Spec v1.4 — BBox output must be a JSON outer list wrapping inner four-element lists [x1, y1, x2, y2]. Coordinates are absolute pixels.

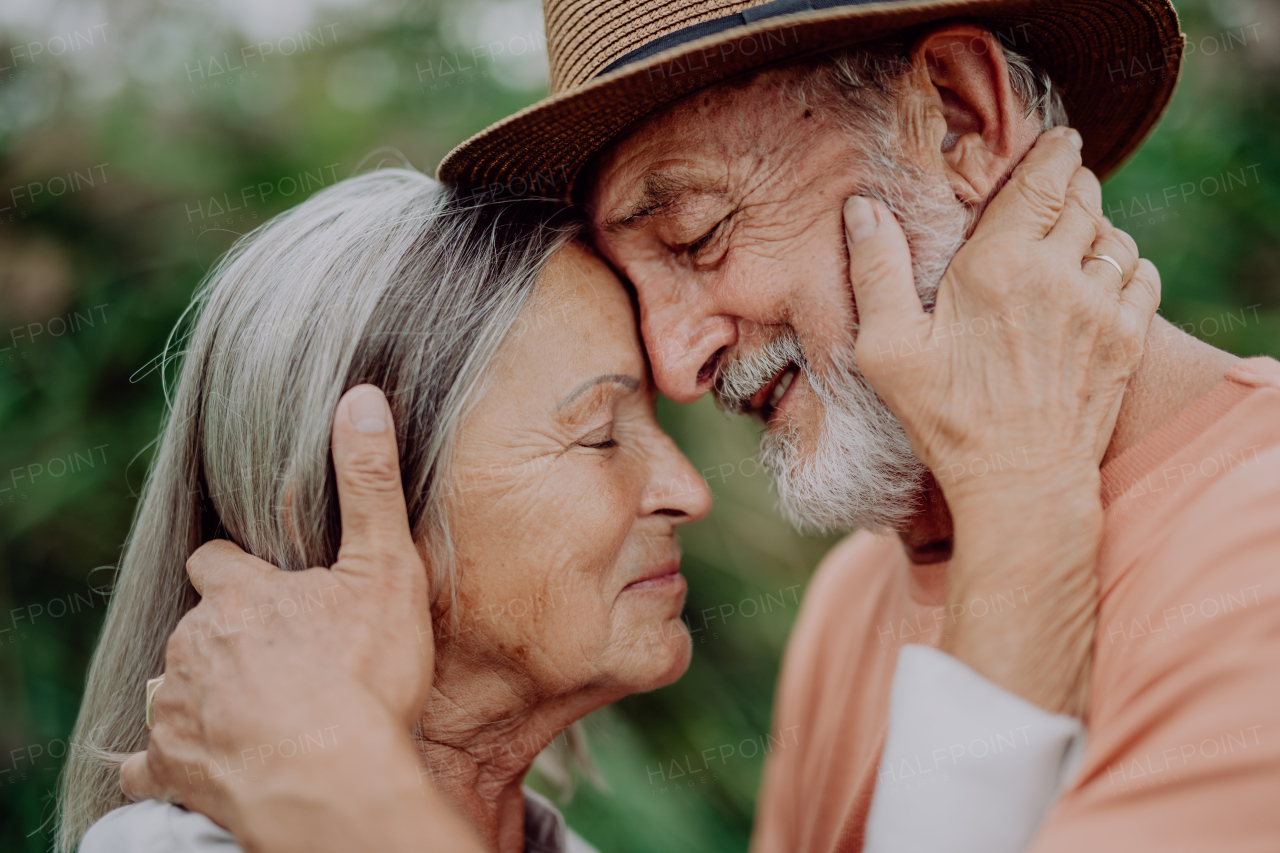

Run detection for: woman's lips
[[623, 563, 684, 592]]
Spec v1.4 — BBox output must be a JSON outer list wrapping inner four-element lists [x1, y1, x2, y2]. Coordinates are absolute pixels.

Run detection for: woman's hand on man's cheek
[[842, 126, 1160, 716]]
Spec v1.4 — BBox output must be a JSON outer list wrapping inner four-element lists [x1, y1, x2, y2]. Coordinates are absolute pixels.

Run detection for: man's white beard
[[718, 154, 971, 534]]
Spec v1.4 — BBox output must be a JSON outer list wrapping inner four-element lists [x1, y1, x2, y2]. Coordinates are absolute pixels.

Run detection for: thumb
[[844, 197, 924, 356], [120, 752, 165, 803], [331, 385, 419, 581]]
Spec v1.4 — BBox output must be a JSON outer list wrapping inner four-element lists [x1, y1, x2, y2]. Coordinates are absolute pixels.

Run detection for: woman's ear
[[911, 24, 1036, 202]]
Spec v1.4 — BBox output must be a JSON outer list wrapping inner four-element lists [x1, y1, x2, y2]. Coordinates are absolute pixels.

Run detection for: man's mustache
[[712, 327, 810, 419]]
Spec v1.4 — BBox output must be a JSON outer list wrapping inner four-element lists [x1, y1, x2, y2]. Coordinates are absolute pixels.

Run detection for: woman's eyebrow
[[556, 374, 640, 410]]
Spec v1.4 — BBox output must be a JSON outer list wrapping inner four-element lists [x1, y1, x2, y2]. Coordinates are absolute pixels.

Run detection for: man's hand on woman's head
[[119, 386, 476, 852], [842, 126, 1161, 717]]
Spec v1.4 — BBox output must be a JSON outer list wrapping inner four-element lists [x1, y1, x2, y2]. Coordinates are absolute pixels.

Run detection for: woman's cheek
[[565, 458, 637, 544]]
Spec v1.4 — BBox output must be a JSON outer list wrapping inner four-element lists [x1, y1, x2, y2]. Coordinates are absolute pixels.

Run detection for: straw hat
[[437, 0, 1183, 201]]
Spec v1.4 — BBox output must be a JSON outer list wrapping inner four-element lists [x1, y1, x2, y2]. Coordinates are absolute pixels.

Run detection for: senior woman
[[60, 166, 1144, 853]]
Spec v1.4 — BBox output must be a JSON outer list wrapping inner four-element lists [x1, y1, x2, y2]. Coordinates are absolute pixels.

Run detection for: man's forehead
[[587, 67, 802, 219], [588, 129, 725, 225]]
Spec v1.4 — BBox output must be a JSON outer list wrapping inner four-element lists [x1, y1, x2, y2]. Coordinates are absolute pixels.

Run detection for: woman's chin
[[629, 617, 692, 691]]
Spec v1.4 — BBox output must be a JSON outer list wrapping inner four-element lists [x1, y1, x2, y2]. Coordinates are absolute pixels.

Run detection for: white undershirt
[[865, 644, 1085, 853]]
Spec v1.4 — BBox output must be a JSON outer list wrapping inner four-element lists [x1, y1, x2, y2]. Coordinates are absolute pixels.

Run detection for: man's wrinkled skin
[[113, 21, 1207, 853], [587, 24, 1162, 712], [587, 25, 1156, 526]]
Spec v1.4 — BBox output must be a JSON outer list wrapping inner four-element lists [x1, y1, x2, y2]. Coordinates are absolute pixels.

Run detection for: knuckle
[[1067, 196, 1105, 230], [1075, 166, 1100, 192], [1117, 228, 1140, 259], [1036, 130, 1081, 163], [348, 538, 424, 577], [1070, 174, 1101, 202], [120, 758, 147, 799], [1137, 260, 1162, 295], [190, 539, 235, 565], [1011, 167, 1064, 219], [858, 251, 906, 287], [165, 623, 192, 659], [185, 549, 212, 588], [1066, 178, 1101, 212], [187, 548, 230, 596], [144, 738, 177, 788], [340, 450, 402, 495]]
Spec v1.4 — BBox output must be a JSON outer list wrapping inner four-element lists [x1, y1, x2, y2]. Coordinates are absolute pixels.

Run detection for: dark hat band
[[598, 0, 887, 76]]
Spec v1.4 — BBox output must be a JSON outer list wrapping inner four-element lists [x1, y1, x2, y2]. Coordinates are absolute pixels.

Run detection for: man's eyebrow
[[556, 374, 641, 410], [602, 171, 701, 233]]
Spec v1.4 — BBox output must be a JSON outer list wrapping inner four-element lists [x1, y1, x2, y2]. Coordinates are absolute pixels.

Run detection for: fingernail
[[1066, 128, 1083, 150], [348, 387, 387, 434], [844, 196, 878, 244]]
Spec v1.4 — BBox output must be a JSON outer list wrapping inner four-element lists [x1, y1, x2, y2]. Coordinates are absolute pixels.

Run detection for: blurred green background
[[0, 0, 1276, 850]]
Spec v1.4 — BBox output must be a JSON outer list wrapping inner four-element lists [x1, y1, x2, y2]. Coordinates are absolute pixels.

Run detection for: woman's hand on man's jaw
[[119, 385, 483, 853], [842, 126, 1162, 717]]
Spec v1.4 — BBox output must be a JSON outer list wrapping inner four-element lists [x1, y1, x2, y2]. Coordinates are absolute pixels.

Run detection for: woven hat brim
[[437, 0, 1183, 201]]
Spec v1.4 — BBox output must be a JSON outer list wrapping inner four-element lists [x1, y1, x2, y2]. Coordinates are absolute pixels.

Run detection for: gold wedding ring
[[145, 675, 165, 729], [1083, 253, 1124, 282]]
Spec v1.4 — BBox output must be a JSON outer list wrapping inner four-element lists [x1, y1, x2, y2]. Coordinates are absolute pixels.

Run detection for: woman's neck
[[414, 666, 611, 853], [416, 731, 529, 853]]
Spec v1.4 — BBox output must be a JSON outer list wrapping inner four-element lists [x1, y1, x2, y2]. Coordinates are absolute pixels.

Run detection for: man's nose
[[640, 301, 737, 404]]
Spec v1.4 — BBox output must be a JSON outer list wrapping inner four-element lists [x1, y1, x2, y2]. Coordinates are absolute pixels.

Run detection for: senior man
[[436, 0, 1280, 850], [112, 0, 1280, 851]]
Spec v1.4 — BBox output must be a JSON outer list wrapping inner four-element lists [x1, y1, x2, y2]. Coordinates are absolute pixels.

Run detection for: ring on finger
[[145, 675, 165, 729], [1083, 253, 1124, 282]]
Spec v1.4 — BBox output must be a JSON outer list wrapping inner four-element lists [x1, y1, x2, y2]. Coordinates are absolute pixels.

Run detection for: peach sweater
[[753, 357, 1280, 853]]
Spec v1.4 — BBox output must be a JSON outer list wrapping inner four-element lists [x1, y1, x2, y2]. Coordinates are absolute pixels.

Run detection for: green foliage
[[0, 1, 1276, 850]]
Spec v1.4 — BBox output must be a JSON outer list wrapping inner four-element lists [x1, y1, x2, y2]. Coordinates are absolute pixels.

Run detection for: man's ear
[[912, 24, 1034, 202]]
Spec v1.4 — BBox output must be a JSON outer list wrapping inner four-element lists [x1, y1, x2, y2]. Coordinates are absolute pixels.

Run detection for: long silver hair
[[56, 168, 580, 851]]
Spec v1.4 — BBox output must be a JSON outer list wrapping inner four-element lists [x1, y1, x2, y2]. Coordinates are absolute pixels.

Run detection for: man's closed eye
[[683, 216, 731, 266]]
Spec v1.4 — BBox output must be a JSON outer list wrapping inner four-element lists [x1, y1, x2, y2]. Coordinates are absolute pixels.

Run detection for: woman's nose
[[639, 432, 713, 524]]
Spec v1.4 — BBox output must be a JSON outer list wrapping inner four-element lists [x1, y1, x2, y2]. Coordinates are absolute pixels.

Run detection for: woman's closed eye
[[577, 425, 617, 450]]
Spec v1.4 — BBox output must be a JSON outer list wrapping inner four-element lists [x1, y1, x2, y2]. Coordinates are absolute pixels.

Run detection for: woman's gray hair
[[56, 168, 582, 851]]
